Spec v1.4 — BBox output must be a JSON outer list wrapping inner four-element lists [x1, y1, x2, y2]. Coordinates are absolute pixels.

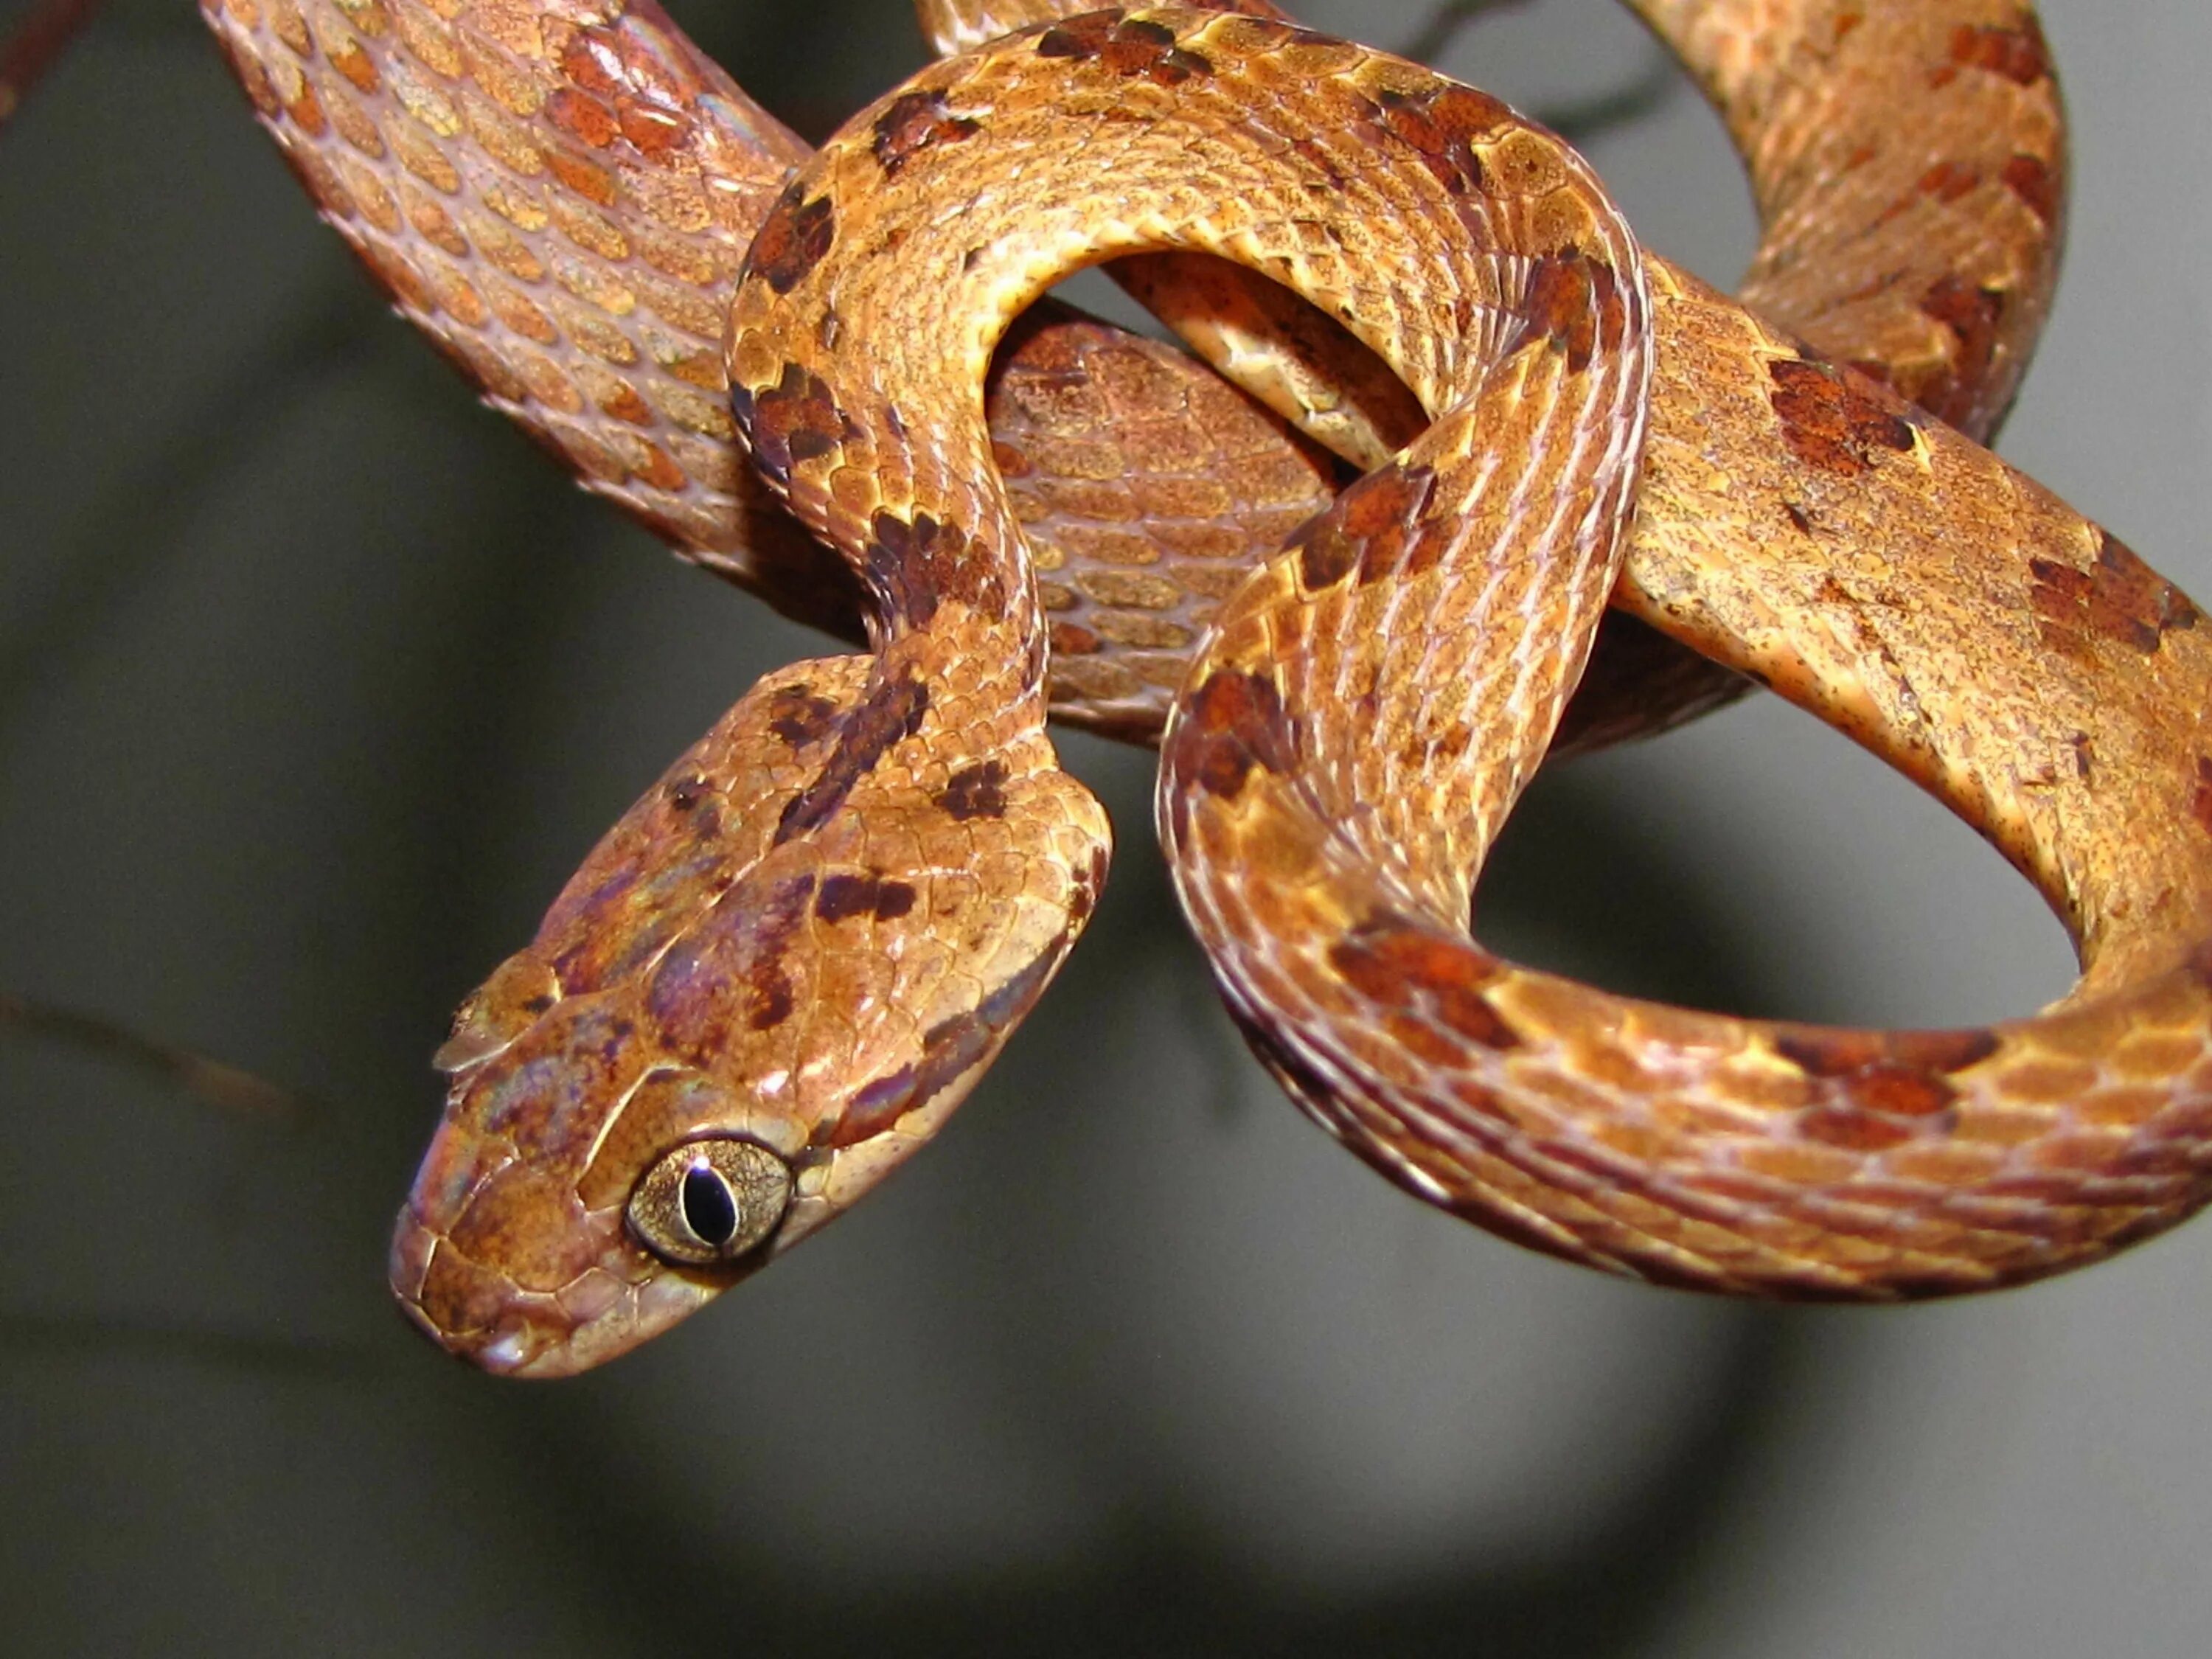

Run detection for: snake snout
[[388, 1139, 748, 1376], [386, 1206, 540, 1374], [386, 1209, 616, 1376]]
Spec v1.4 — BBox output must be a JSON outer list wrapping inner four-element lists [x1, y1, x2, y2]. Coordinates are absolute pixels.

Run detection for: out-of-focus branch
[[0, 992, 308, 1119], [0, 0, 107, 132]]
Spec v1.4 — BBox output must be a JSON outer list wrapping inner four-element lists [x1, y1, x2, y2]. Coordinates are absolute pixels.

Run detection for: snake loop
[[343, 1, 2212, 1371], [392, 9, 1653, 1373], [1162, 285, 2212, 1290]]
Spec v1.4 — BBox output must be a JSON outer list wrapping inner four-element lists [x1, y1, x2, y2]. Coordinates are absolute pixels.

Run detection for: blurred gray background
[[3, 0, 2211, 1652]]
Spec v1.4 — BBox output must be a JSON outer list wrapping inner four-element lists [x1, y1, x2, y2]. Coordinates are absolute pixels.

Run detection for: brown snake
[[178, 0, 2212, 1373]]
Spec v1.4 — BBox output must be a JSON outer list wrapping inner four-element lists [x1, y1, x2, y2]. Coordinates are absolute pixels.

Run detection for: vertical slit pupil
[[681, 1163, 740, 1247]]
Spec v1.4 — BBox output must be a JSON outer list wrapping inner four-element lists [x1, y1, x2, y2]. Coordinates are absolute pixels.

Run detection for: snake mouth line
[[389, 1186, 782, 1375]]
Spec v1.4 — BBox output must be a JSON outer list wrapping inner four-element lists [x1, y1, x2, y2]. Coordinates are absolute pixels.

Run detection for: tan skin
[[168, 0, 2212, 1380]]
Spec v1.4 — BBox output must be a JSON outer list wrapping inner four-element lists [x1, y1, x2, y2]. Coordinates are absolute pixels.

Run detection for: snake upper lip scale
[[188, 0, 2212, 1374]]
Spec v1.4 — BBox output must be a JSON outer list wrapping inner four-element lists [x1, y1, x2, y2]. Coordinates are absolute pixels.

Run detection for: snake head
[[390, 657, 1110, 1376]]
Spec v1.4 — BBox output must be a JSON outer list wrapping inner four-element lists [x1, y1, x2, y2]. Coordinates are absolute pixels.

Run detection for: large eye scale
[[627, 1138, 793, 1266]]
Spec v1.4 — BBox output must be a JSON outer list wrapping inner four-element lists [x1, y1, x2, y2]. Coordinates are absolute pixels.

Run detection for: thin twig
[[0, 1308, 384, 1377], [1534, 46, 1683, 146], [0, 992, 310, 1120], [1397, 0, 1531, 66]]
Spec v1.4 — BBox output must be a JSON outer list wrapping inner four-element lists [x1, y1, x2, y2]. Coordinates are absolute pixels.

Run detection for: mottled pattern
[[1164, 240, 2212, 1298], [199, 0, 2069, 745], [397, 650, 1110, 1372], [274, 0, 2194, 1370], [1765, 357, 1919, 476], [925, 0, 2070, 740], [398, 13, 1653, 1371]]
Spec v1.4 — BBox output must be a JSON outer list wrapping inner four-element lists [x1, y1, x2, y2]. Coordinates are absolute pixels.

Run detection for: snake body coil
[[394, 10, 1654, 1373], [192, 0, 2212, 1371]]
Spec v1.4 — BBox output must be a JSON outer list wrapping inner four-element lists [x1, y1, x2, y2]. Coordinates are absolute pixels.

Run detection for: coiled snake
[[189, 0, 2212, 1375]]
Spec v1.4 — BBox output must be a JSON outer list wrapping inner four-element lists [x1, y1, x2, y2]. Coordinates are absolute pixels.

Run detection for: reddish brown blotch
[[1290, 462, 1439, 590], [1765, 357, 1916, 476], [1363, 81, 1511, 197], [748, 181, 835, 295], [2028, 528, 2199, 658], [1775, 1026, 1995, 1150], [1521, 248, 1627, 373], [1035, 14, 1214, 84], [937, 760, 1010, 821], [765, 682, 840, 750], [1915, 276, 2006, 425], [814, 872, 919, 924], [1935, 16, 2053, 87], [871, 88, 979, 178], [1329, 919, 1521, 1051], [774, 672, 932, 844], [862, 509, 1004, 624], [735, 361, 852, 490], [2001, 153, 2058, 222], [1169, 668, 1300, 801]]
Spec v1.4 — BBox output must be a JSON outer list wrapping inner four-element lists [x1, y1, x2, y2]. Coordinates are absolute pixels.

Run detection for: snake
[[179, 0, 2212, 1374], [190, 0, 2061, 748]]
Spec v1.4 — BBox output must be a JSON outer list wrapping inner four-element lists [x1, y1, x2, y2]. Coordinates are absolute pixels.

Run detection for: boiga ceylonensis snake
[[173, 0, 2212, 1374]]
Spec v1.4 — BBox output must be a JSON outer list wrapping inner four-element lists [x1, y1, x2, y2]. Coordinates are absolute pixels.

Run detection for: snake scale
[[182, 0, 2212, 1375]]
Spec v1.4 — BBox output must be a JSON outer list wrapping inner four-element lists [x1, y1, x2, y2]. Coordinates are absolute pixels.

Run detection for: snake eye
[[626, 1138, 793, 1267]]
